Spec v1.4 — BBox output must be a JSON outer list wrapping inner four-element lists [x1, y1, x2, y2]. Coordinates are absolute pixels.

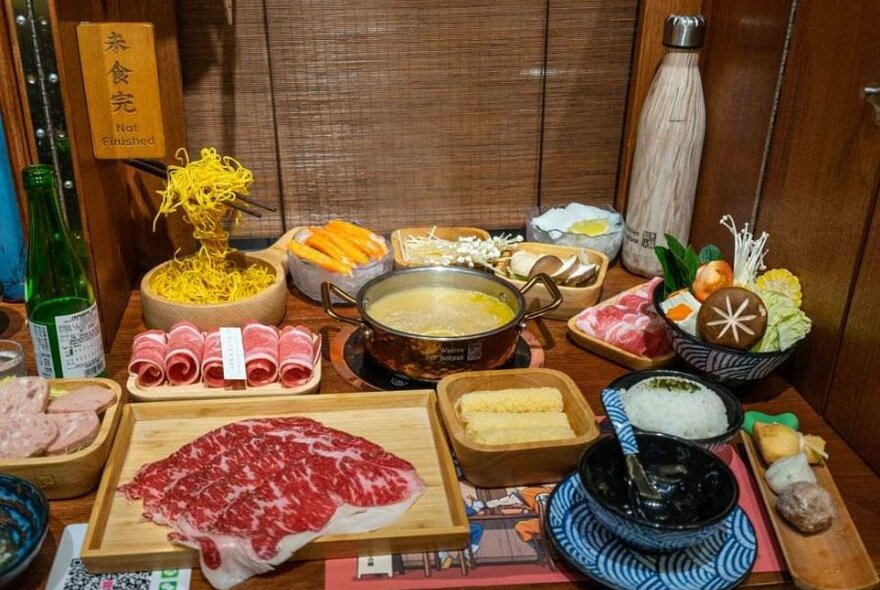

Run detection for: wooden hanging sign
[[76, 23, 165, 159]]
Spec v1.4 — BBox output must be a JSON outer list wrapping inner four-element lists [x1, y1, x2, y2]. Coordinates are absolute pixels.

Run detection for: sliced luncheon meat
[[129, 330, 167, 387], [47, 385, 116, 414], [0, 414, 57, 457], [278, 326, 318, 388], [46, 411, 100, 455], [201, 330, 227, 388], [165, 321, 204, 385], [242, 321, 279, 387], [0, 376, 49, 416]]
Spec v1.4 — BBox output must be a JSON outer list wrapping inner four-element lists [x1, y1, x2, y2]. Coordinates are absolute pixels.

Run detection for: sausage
[[47, 385, 116, 414], [0, 414, 58, 457], [0, 377, 49, 415], [46, 411, 100, 455]]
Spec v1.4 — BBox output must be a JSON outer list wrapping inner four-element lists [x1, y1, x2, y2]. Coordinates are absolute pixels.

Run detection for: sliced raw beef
[[120, 417, 424, 589], [129, 330, 167, 387], [165, 322, 204, 385], [278, 326, 318, 387], [47, 385, 116, 414], [201, 330, 227, 389], [45, 411, 100, 455], [0, 414, 57, 457], [0, 377, 49, 416], [575, 277, 671, 358], [242, 321, 279, 387]]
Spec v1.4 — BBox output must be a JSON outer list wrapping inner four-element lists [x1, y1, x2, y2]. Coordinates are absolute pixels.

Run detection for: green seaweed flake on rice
[[620, 376, 728, 440]]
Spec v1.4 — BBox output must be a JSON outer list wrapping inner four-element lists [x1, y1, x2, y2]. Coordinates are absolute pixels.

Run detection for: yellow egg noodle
[[150, 147, 274, 304]]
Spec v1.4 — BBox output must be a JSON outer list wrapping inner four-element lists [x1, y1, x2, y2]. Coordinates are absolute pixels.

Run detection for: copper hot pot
[[321, 266, 562, 380]]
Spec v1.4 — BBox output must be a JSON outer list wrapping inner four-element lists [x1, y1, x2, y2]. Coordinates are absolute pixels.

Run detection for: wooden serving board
[[0, 378, 122, 499], [82, 391, 469, 573], [740, 431, 878, 590], [126, 335, 321, 402], [566, 283, 675, 370]]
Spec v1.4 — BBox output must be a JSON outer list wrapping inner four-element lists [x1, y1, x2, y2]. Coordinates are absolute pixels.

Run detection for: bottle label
[[28, 321, 55, 378]]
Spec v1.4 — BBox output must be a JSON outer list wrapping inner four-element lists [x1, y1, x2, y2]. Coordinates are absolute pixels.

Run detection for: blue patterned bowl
[[652, 286, 797, 386], [604, 369, 743, 453], [578, 432, 738, 552], [0, 474, 49, 587]]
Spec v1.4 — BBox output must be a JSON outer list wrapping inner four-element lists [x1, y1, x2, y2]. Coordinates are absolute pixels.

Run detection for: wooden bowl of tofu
[[436, 368, 599, 487]]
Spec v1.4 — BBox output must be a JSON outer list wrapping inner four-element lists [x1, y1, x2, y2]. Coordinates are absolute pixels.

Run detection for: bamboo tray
[[140, 228, 296, 331], [82, 390, 469, 573], [437, 368, 599, 487], [0, 378, 122, 499], [391, 226, 490, 269], [741, 431, 878, 590], [567, 283, 675, 370], [126, 334, 322, 402], [493, 242, 608, 320]]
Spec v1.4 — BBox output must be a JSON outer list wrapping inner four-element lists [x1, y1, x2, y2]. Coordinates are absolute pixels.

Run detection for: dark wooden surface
[[4, 266, 879, 589], [755, 0, 880, 413]]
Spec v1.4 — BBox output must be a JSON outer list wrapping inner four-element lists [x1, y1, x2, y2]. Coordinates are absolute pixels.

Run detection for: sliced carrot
[[311, 226, 369, 265], [324, 221, 387, 259], [305, 232, 352, 266], [288, 240, 352, 274]]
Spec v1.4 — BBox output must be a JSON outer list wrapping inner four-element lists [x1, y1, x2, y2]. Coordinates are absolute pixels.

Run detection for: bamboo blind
[[177, 1, 637, 236]]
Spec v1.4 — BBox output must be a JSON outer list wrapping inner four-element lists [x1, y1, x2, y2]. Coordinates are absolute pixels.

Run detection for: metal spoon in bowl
[[601, 388, 683, 523]]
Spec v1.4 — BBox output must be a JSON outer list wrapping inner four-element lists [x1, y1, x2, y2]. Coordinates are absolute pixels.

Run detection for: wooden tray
[[741, 431, 878, 590], [126, 334, 322, 402], [437, 368, 599, 487], [493, 242, 608, 320], [0, 378, 122, 499], [567, 283, 675, 370], [82, 390, 469, 573], [391, 226, 490, 269]]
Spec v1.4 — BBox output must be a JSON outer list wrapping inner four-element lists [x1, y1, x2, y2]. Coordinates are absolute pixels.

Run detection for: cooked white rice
[[619, 376, 728, 440]]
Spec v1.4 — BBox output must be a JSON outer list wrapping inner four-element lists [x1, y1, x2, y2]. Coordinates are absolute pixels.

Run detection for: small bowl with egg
[[602, 369, 743, 453], [526, 204, 625, 261], [493, 242, 608, 320], [437, 368, 600, 487], [0, 474, 49, 586]]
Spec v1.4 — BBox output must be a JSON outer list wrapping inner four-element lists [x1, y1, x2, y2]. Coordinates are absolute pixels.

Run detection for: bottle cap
[[663, 14, 705, 49]]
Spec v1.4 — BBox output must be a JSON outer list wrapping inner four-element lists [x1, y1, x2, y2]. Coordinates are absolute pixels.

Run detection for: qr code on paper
[[64, 559, 151, 590]]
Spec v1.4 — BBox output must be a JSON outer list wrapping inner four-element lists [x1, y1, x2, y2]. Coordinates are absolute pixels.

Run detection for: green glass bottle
[[24, 164, 105, 378]]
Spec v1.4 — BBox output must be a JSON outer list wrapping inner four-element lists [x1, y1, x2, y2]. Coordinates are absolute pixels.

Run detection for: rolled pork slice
[[278, 326, 317, 388], [201, 330, 227, 388], [47, 385, 116, 414], [0, 414, 57, 457], [165, 321, 205, 386], [0, 377, 49, 416], [46, 411, 100, 455], [242, 321, 279, 387], [129, 330, 168, 387]]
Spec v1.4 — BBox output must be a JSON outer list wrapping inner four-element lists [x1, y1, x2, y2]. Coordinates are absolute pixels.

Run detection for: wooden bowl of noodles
[[141, 229, 294, 331]]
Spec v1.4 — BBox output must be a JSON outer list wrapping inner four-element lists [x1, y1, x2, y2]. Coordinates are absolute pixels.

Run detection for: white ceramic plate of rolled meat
[[127, 321, 322, 402]]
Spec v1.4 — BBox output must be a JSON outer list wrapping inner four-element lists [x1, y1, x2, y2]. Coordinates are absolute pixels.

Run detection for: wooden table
[[6, 267, 880, 590]]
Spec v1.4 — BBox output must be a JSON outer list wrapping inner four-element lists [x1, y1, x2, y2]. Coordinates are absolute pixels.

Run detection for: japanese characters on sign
[[76, 23, 166, 159]]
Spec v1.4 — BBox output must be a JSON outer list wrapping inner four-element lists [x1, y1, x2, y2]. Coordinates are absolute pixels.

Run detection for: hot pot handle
[[519, 273, 563, 321], [321, 282, 368, 330]]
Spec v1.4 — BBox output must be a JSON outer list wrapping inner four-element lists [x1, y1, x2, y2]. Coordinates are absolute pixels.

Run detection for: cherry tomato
[[693, 260, 734, 302]]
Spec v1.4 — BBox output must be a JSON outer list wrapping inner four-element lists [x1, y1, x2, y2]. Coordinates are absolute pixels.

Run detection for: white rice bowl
[[619, 376, 728, 440]]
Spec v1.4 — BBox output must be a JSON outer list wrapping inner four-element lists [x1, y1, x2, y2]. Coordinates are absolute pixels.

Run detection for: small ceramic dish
[[578, 432, 738, 552], [0, 474, 49, 587], [603, 369, 743, 452], [526, 204, 624, 261], [652, 287, 799, 385], [391, 227, 491, 269], [437, 368, 600, 487], [493, 242, 608, 320]]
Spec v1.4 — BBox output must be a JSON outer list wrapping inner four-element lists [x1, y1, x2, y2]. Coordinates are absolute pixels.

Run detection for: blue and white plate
[[547, 472, 757, 590]]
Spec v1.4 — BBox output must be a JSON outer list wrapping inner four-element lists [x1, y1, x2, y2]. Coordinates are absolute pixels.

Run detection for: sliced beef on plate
[[0, 413, 57, 457], [128, 330, 168, 387], [201, 330, 227, 389], [165, 322, 205, 386], [278, 326, 318, 387], [242, 321, 279, 387], [0, 376, 49, 416], [45, 411, 100, 455], [47, 385, 116, 414]]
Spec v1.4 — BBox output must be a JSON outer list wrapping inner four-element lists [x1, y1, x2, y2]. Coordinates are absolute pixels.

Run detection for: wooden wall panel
[[264, 1, 546, 232], [177, 0, 282, 238], [539, 0, 637, 208], [689, 0, 792, 250], [755, 0, 880, 411], [825, 193, 880, 472]]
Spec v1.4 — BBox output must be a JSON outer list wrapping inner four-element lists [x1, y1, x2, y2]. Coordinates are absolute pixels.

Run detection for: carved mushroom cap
[[697, 287, 768, 350]]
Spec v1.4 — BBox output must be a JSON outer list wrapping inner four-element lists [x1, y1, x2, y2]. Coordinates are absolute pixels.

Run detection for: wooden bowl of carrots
[[287, 220, 393, 303]]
